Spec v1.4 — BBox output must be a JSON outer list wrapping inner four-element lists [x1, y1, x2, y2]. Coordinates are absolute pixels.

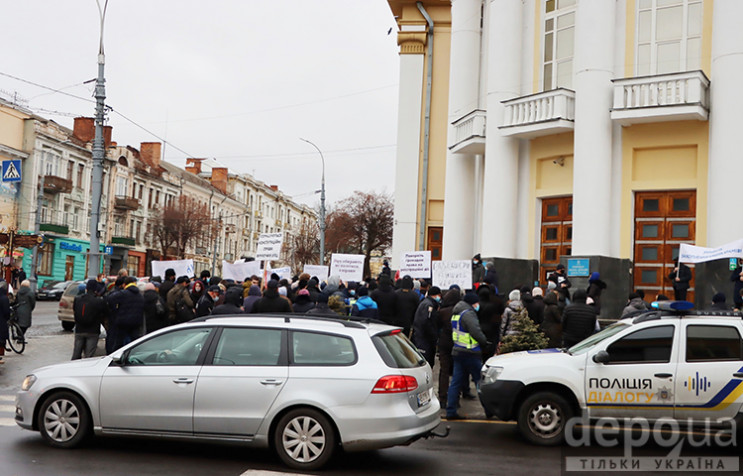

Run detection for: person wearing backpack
[[143, 283, 168, 333], [72, 279, 108, 359], [167, 276, 195, 323]]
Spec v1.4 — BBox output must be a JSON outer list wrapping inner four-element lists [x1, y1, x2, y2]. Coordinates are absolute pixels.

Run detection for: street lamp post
[[299, 138, 326, 265], [89, 0, 109, 279]]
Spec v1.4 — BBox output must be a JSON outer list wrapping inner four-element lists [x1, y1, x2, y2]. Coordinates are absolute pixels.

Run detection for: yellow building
[[0, 99, 30, 234], [390, 0, 738, 315]]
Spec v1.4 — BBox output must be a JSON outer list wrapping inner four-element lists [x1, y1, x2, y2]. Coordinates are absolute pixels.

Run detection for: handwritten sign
[[256, 233, 284, 260], [329, 253, 365, 282], [432, 260, 472, 290], [222, 260, 261, 282], [303, 265, 329, 282], [151, 259, 194, 280], [399, 251, 431, 279]]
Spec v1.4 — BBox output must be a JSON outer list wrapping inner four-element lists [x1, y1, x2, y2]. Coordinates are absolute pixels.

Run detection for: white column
[[708, 0, 743, 246], [442, 0, 483, 260], [480, 0, 522, 258], [571, 0, 615, 256], [391, 36, 424, 268]]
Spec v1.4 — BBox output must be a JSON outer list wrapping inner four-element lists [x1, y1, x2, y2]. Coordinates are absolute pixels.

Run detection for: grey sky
[[0, 0, 400, 207]]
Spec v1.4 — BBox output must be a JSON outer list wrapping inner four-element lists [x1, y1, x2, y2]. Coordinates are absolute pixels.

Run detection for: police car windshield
[[568, 322, 630, 355]]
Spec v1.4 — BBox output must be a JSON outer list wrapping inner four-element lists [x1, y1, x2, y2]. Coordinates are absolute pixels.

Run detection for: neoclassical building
[[390, 0, 740, 314]]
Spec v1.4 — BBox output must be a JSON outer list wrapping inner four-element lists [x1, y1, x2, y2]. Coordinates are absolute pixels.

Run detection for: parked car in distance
[[36, 280, 70, 301], [16, 315, 441, 470], [57, 281, 85, 331]]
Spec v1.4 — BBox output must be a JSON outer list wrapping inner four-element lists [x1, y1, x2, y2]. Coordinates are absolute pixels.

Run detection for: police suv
[[479, 302, 743, 445]]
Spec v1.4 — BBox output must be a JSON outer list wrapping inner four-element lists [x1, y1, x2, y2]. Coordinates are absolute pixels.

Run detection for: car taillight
[[59, 301, 67, 308], [372, 375, 418, 393]]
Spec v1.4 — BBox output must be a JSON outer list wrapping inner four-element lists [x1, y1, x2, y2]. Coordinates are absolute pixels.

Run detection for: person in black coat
[[523, 287, 545, 326], [668, 261, 692, 301], [158, 268, 176, 301], [212, 286, 245, 315], [72, 279, 108, 359], [0, 283, 11, 363], [292, 289, 315, 314], [710, 292, 728, 311], [370, 274, 398, 325], [436, 288, 461, 404], [107, 277, 145, 350], [143, 283, 168, 333], [195, 286, 221, 318], [561, 289, 597, 348], [586, 272, 607, 315], [730, 263, 743, 309], [540, 291, 563, 348], [476, 285, 501, 361], [411, 286, 442, 367], [395, 276, 420, 335], [251, 280, 293, 314], [306, 293, 336, 317]]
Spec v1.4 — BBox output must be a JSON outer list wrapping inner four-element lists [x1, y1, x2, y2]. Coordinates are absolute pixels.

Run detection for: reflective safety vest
[[347, 298, 357, 316], [451, 311, 480, 351]]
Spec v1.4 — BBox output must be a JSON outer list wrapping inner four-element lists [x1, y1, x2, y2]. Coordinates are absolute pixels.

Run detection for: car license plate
[[417, 390, 430, 407]]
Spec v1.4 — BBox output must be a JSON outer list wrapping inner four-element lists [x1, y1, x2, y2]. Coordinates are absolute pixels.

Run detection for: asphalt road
[[0, 302, 739, 476]]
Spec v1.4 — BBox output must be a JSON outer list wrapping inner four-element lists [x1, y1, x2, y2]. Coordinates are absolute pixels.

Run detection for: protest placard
[[329, 254, 365, 282], [222, 260, 261, 282], [151, 259, 194, 280], [303, 265, 329, 282], [399, 251, 432, 279], [432, 260, 472, 290], [270, 266, 292, 281], [255, 233, 284, 260]]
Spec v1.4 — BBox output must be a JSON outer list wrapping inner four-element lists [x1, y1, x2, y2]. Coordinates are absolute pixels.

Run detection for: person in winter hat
[[446, 291, 488, 419], [350, 287, 379, 318], [501, 289, 527, 338], [586, 271, 607, 315]]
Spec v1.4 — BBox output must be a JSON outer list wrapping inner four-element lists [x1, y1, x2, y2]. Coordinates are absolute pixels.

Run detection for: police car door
[[674, 322, 743, 422], [585, 323, 678, 419]]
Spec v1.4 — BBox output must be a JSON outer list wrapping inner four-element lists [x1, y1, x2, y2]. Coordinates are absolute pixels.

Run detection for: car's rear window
[[373, 332, 426, 369], [64, 283, 82, 296]]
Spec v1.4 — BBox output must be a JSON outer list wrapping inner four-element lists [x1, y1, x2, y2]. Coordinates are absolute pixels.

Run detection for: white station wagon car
[[479, 304, 743, 445], [16, 315, 441, 470]]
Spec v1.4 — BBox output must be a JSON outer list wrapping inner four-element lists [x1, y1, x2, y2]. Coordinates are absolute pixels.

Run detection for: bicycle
[[7, 308, 25, 354]]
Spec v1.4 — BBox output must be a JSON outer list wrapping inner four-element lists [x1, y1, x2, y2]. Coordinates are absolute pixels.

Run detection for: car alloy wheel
[[274, 408, 335, 470]]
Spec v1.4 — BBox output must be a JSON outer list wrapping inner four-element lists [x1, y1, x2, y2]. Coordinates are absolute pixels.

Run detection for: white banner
[[222, 260, 261, 282], [432, 260, 472, 290], [303, 264, 329, 282], [329, 253, 365, 282], [256, 233, 284, 260], [271, 266, 292, 281], [678, 239, 743, 264], [151, 259, 194, 280], [399, 251, 432, 279]]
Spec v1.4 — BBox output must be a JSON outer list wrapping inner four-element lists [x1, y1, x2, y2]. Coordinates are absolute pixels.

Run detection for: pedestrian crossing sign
[[1, 160, 21, 182]]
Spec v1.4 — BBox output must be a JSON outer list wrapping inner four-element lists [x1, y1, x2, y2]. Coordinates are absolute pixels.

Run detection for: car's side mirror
[[592, 350, 610, 364], [110, 353, 126, 366]]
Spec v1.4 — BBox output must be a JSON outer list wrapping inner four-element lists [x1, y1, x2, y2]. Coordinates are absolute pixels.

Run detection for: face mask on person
[[473, 303, 480, 312], [473, 260, 478, 264], [433, 296, 441, 303], [350, 290, 356, 296]]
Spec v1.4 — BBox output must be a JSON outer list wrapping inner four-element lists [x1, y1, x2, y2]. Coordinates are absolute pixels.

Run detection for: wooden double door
[[633, 191, 696, 302]]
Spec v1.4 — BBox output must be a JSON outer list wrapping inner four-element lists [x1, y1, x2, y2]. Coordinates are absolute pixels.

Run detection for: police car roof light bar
[[650, 300, 695, 311]]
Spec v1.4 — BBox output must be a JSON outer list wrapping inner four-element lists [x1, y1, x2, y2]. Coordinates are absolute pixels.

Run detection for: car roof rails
[[190, 313, 367, 329]]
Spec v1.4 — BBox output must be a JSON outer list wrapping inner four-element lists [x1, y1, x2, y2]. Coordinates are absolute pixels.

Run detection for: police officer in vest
[[446, 291, 489, 420]]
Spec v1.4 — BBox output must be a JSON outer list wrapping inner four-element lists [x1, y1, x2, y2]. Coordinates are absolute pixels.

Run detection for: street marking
[[0, 418, 16, 426], [0, 395, 14, 402], [0, 405, 14, 412]]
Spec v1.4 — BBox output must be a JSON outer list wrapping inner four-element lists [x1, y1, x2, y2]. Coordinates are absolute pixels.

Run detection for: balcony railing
[[111, 236, 135, 246], [500, 88, 575, 138], [114, 196, 141, 211], [449, 109, 486, 155], [43, 175, 73, 194], [611, 70, 709, 125]]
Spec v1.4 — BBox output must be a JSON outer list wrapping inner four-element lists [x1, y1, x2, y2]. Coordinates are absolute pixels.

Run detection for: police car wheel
[[518, 391, 572, 446]]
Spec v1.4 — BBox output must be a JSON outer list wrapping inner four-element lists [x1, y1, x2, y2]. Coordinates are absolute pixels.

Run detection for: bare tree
[[325, 191, 393, 277], [151, 195, 214, 259], [287, 220, 320, 274]]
